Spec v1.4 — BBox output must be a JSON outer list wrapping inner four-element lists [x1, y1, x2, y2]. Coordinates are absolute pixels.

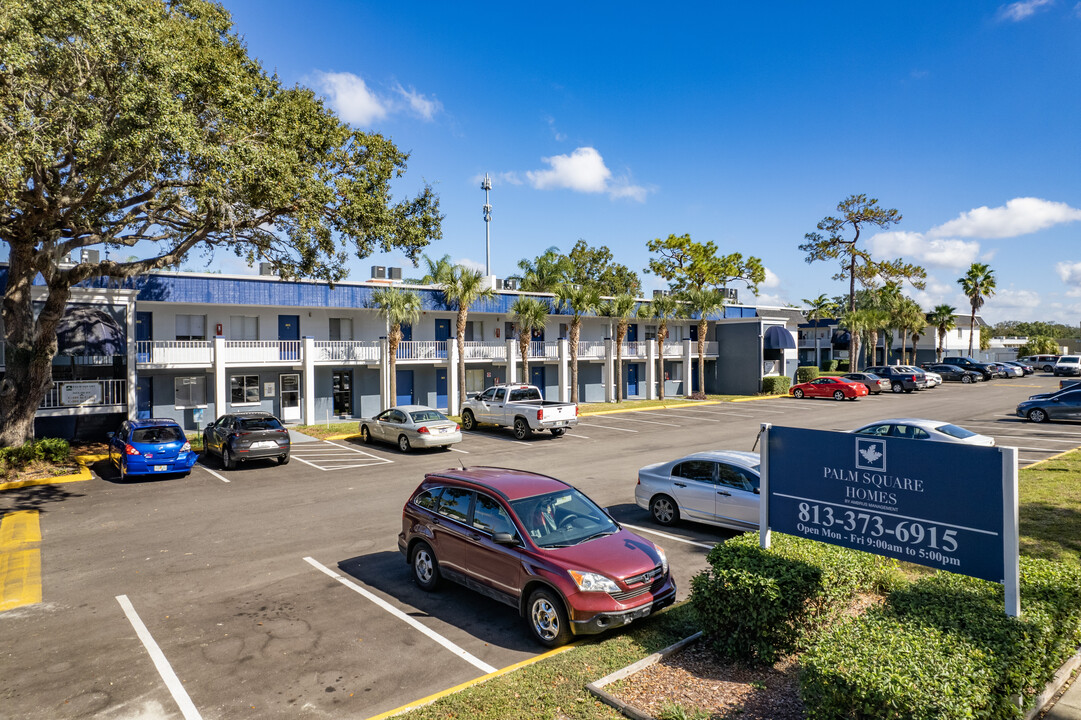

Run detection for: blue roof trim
[[0, 267, 760, 321]]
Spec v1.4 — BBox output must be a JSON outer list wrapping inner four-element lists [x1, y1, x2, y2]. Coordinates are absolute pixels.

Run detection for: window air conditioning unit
[[371, 265, 386, 279], [388, 267, 402, 281]]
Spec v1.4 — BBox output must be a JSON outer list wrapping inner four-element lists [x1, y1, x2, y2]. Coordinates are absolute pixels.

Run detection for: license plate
[[251, 441, 276, 449], [154, 465, 167, 472]]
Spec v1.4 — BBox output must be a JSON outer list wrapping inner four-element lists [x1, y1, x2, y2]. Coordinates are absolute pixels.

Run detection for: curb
[[1029, 647, 1081, 720], [586, 631, 703, 720], [0, 454, 104, 492]]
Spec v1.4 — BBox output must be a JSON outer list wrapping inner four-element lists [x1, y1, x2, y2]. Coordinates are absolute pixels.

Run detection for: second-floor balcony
[[136, 341, 213, 367]]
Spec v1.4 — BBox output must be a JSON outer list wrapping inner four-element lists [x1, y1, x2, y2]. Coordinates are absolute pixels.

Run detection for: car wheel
[[961, 375, 972, 384], [1044, 365, 1054, 372], [398, 435, 411, 453], [650, 495, 679, 526], [1028, 409, 1049, 423], [277, 454, 290, 465], [792, 389, 804, 399], [221, 446, 235, 470], [527, 589, 571, 648], [118, 458, 127, 482], [461, 410, 476, 431], [361, 426, 372, 444], [513, 418, 531, 440], [891, 383, 904, 394], [833, 390, 845, 401], [411, 541, 440, 591], [550, 428, 566, 437]]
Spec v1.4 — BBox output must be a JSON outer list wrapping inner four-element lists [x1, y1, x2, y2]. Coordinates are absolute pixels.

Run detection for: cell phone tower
[[481, 173, 492, 276]]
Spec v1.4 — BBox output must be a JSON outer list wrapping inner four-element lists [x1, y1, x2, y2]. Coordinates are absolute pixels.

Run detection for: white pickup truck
[[459, 384, 579, 439]]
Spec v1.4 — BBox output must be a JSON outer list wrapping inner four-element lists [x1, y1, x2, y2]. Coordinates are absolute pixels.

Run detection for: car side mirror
[[492, 532, 519, 546], [753, 488, 760, 495]]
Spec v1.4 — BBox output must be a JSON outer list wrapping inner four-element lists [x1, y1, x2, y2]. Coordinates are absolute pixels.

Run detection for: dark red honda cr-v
[[398, 466, 676, 646]]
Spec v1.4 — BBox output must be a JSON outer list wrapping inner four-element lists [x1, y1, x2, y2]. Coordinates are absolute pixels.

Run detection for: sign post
[[763, 426, 1020, 616]]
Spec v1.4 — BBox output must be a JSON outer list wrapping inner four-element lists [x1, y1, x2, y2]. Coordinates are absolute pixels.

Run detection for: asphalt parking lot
[[1, 374, 1075, 719]]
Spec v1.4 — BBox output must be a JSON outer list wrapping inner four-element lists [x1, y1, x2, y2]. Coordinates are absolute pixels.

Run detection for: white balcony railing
[[462, 341, 506, 361], [529, 341, 559, 359], [395, 340, 448, 360], [312, 341, 380, 363], [662, 343, 683, 358], [224, 340, 302, 364], [39, 379, 126, 409], [619, 341, 647, 359], [576, 341, 606, 359], [136, 341, 213, 366]]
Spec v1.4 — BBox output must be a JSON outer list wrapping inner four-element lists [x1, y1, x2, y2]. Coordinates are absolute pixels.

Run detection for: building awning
[[763, 325, 796, 350], [831, 330, 851, 349]]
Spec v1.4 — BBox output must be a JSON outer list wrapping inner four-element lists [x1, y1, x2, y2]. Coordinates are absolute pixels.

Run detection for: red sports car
[[790, 376, 869, 401]]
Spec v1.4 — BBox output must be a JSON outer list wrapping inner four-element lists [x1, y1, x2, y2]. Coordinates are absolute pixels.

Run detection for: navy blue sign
[[767, 426, 1005, 583]]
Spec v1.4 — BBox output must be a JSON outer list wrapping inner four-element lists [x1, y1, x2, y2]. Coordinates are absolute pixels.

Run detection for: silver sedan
[[850, 418, 995, 446], [635, 450, 760, 531], [359, 405, 462, 452]]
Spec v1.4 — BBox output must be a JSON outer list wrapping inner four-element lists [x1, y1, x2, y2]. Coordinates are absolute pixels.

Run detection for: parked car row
[[1017, 354, 1081, 376]]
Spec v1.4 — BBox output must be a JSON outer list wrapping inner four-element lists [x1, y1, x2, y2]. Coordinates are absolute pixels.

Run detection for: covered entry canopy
[[763, 325, 796, 350]]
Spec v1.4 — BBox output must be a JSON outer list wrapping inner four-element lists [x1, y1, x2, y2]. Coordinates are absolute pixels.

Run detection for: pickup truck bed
[[460, 385, 579, 439]]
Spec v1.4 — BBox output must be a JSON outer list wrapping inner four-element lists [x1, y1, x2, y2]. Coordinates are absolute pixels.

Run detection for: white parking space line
[[635, 411, 722, 423], [1000, 445, 1073, 453], [987, 434, 1080, 444], [116, 595, 203, 720], [303, 557, 497, 674], [562, 432, 590, 439], [578, 422, 638, 433], [620, 523, 715, 550], [593, 415, 680, 427], [196, 464, 230, 483], [447, 446, 470, 453], [289, 440, 396, 471]]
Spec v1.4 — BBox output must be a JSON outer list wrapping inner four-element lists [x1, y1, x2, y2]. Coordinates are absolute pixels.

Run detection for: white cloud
[[394, 84, 442, 120], [545, 116, 566, 142], [454, 257, 487, 274], [990, 288, 1042, 311], [470, 171, 523, 186], [312, 71, 388, 125], [1056, 261, 1081, 295], [525, 147, 648, 202], [997, 0, 1054, 21], [866, 231, 981, 269], [762, 267, 781, 288], [752, 292, 789, 307], [928, 197, 1081, 239]]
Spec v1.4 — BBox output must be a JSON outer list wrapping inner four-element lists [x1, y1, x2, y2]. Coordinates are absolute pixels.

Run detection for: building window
[[466, 368, 485, 394], [957, 328, 963, 338], [174, 376, 206, 407], [175, 314, 207, 341], [230, 316, 259, 341], [465, 320, 482, 341], [645, 325, 658, 341], [230, 375, 260, 404], [329, 317, 353, 341]]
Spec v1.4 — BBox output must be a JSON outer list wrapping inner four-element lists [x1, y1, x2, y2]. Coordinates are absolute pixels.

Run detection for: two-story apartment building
[[1, 265, 801, 439], [797, 314, 987, 368]]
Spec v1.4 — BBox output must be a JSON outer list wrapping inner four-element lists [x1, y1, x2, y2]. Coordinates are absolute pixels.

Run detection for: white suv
[[1053, 356, 1081, 376]]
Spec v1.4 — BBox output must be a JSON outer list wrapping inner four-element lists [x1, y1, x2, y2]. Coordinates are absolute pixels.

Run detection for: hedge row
[[761, 376, 791, 395], [0, 438, 70, 475], [796, 366, 820, 383], [690, 532, 1081, 719]]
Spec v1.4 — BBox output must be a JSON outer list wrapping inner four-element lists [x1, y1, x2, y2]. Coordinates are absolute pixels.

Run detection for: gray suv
[[863, 366, 928, 393]]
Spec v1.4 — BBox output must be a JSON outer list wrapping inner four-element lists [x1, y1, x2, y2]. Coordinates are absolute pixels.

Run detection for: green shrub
[[819, 359, 839, 372], [761, 376, 791, 395], [36, 438, 70, 463], [838, 360, 850, 371], [796, 366, 819, 383], [689, 533, 880, 663], [801, 557, 1081, 719], [0, 438, 71, 475]]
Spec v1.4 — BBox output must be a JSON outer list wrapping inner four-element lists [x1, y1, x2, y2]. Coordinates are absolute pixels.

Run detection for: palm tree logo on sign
[[855, 438, 887, 472]]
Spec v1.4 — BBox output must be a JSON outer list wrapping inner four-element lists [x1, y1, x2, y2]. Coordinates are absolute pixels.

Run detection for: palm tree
[[840, 308, 876, 371], [801, 293, 838, 323], [422, 255, 495, 411], [958, 263, 996, 355], [928, 304, 957, 362], [516, 248, 571, 293], [897, 299, 926, 365], [372, 287, 421, 407], [555, 283, 601, 404], [510, 297, 548, 381], [638, 294, 680, 401], [680, 288, 725, 397], [600, 294, 638, 402]]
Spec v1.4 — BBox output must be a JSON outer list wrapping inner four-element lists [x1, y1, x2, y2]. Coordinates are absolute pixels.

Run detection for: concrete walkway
[[1045, 675, 1081, 719]]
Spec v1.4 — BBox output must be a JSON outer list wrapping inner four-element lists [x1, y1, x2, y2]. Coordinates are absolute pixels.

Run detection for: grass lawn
[[387, 449, 1081, 718]]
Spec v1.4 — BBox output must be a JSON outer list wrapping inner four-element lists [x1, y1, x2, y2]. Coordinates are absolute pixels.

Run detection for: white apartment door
[[280, 373, 301, 422]]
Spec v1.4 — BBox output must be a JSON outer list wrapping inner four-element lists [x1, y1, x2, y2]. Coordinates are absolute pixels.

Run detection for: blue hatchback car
[[108, 419, 198, 480]]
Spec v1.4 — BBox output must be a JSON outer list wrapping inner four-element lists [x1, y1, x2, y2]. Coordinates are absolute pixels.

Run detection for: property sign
[[764, 426, 1017, 587], [60, 381, 102, 406]]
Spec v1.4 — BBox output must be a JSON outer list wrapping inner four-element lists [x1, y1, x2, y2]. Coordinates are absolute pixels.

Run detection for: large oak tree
[[0, 0, 442, 445]]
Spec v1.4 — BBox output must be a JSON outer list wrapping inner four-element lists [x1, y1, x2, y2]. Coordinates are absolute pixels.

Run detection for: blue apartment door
[[136, 312, 152, 362], [626, 324, 638, 342], [436, 369, 448, 410], [278, 315, 299, 360], [435, 319, 451, 359], [397, 324, 413, 359], [136, 377, 153, 419], [627, 364, 639, 396], [691, 360, 700, 392], [396, 369, 414, 406], [530, 366, 545, 391]]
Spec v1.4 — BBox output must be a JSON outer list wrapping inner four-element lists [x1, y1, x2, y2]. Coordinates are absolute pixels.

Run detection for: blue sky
[[147, 2, 1081, 323]]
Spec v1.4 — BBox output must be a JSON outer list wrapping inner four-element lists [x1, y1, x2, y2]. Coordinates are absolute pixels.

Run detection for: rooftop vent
[[80, 249, 100, 265], [653, 289, 670, 298], [504, 277, 519, 290], [259, 262, 275, 276], [388, 266, 402, 281], [371, 265, 386, 279]]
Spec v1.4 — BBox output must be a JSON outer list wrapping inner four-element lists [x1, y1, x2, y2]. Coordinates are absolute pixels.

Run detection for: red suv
[[398, 467, 676, 647]]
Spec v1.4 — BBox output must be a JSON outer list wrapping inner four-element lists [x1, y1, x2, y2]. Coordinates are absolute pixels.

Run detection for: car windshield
[[239, 416, 283, 431], [1061, 357, 1080, 363], [132, 426, 183, 444], [935, 423, 978, 439], [410, 410, 448, 423], [510, 488, 618, 549]]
